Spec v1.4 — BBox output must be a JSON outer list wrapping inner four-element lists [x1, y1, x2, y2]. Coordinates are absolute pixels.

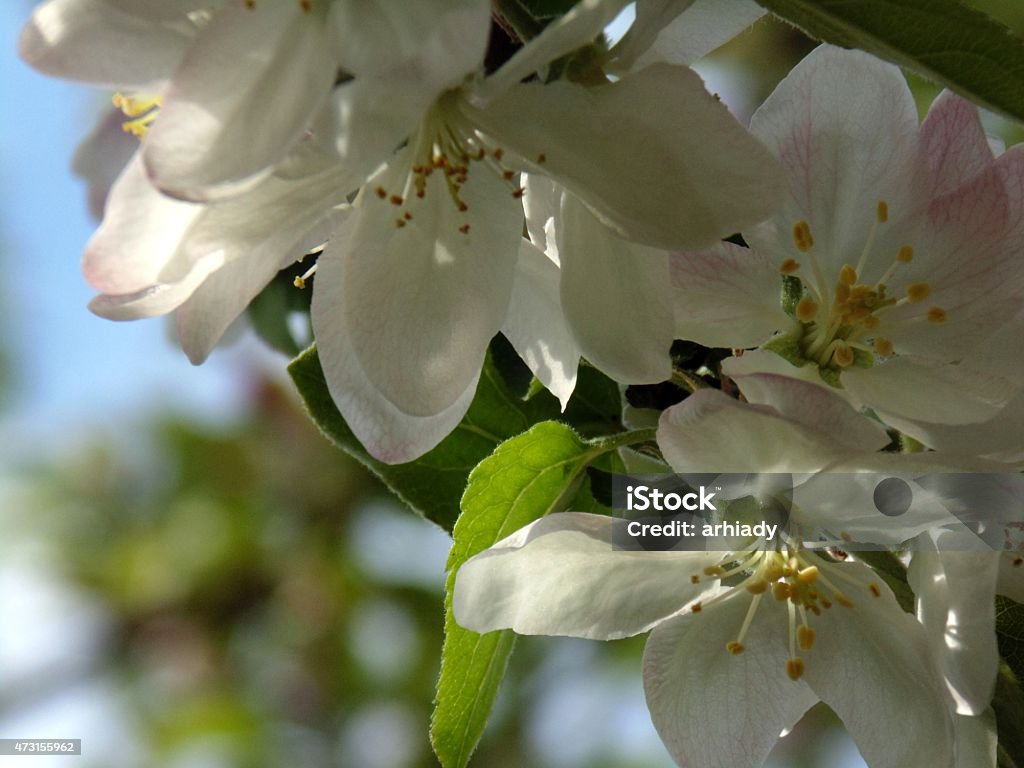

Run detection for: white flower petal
[[658, 389, 847, 473], [729, 373, 890, 452], [453, 513, 716, 640], [325, 155, 519, 417], [908, 531, 999, 715], [501, 239, 580, 408], [612, 0, 765, 73], [747, 45, 924, 278], [643, 596, 817, 768], [558, 193, 673, 384], [88, 250, 224, 320], [19, 0, 196, 87], [671, 241, 790, 348], [72, 107, 146, 219], [86, 157, 357, 314], [804, 562, 955, 768], [331, 77, 435, 179], [843, 359, 1005, 426], [144, 3, 335, 199], [83, 154, 204, 295], [522, 174, 561, 263], [468, 63, 784, 250], [956, 711, 998, 768], [329, 0, 489, 91], [176, 207, 349, 364]]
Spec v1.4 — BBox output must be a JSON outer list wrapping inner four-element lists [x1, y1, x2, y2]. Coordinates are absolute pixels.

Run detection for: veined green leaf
[[756, 0, 1024, 123]]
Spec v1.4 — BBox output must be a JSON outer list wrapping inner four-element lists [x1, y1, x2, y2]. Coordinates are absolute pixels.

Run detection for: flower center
[[370, 93, 546, 236], [688, 547, 881, 680], [774, 201, 947, 382], [112, 93, 161, 139]]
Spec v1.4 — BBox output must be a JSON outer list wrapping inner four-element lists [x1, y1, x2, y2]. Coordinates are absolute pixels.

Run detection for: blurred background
[[1, 2, 1022, 766]]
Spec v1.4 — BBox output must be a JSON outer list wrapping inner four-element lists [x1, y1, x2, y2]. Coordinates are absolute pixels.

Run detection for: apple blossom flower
[[670, 44, 1024, 431], [19, 0, 492, 200], [40, 0, 784, 464], [453, 377, 977, 768]]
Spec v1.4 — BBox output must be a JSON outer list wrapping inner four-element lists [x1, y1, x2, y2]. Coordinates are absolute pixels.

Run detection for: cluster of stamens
[[112, 93, 161, 138], [778, 201, 947, 371], [369, 99, 544, 236], [688, 546, 881, 681]]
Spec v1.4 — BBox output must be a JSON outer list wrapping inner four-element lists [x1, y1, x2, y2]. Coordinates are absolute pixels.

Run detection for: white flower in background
[[454, 377, 969, 768], [670, 44, 1024, 432], [19, 0, 492, 200]]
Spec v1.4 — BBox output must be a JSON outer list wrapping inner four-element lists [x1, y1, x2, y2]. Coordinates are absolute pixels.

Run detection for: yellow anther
[[876, 200, 889, 223], [906, 283, 931, 303], [873, 338, 894, 357], [726, 641, 745, 655], [772, 582, 791, 601], [928, 307, 947, 324], [868, 583, 881, 598], [780, 258, 801, 275], [389, 194, 404, 206], [786, 658, 805, 681], [746, 580, 769, 594], [704, 565, 725, 577], [834, 592, 854, 608], [832, 342, 855, 368], [897, 245, 914, 263], [795, 297, 819, 323], [797, 566, 819, 584], [793, 220, 814, 252], [820, 597, 833, 609], [293, 276, 306, 289], [839, 264, 858, 286], [691, 602, 703, 613], [797, 625, 816, 651]]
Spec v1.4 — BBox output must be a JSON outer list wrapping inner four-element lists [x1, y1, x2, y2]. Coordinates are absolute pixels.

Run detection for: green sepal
[[763, 334, 812, 369], [781, 274, 805, 318]]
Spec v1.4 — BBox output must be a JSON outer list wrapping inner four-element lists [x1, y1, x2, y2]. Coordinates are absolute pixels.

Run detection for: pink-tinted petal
[[920, 90, 995, 199], [671, 241, 789, 348]]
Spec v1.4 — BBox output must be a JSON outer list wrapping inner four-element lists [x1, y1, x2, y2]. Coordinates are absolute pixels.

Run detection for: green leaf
[[995, 595, 1024, 767], [289, 346, 552, 531], [288, 343, 623, 532], [432, 422, 597, 768], [755, 0, 1024, 123]]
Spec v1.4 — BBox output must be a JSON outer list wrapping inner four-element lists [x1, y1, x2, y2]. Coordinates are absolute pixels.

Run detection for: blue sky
[[0, 1, 263, 455]]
